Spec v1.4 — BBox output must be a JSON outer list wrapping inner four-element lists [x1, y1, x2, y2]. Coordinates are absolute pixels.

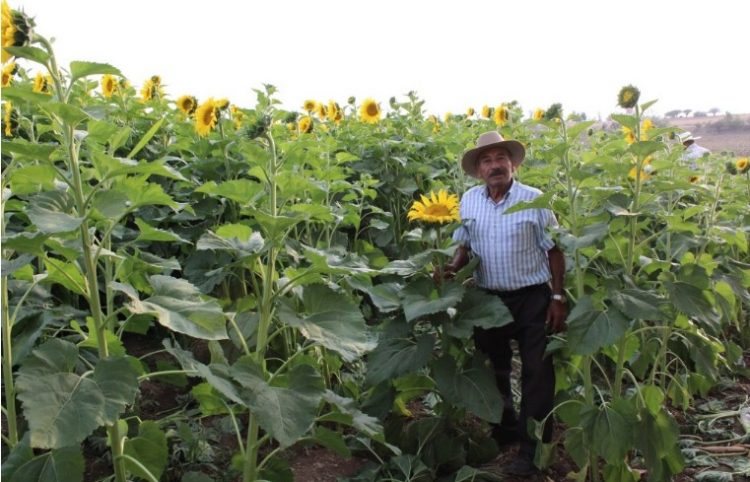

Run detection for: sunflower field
[[2, 3, 750, 482]]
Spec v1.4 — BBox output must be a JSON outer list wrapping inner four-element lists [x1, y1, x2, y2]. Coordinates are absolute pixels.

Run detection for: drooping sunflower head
[[617, 85, 640, 109], [140, 75, 164, 102], [195, 98, 219, 137], [466, 107, 475, 117], [725, 161, 738, 175], [532, 108, 544, 121], [101, 74, 118, 98], [359, 98, 381, 124], [493, 104, 508, 126], [327, 101, 341, 122], [407, 189, 460, 224], [1, 60, 15, 87], [32, 72, 51, 94], [736, 157, 749, 173], [481, 105, 491, 119], [302, 99, 317, 112], [2, 1, 33, 63], [176, 95, 197, 116], [214, 98, 230, 110], [315, 102, 327, 121]]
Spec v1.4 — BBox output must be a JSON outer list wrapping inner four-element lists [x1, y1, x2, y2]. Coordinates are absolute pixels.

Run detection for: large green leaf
[[196, 225, 264, 258], [123, 421, 168, 481], [433, 354, 503, 423], [400, 278, 464, 322], [610, 289, 664, 320], [16, 373, 105, 449], [666, 281, 719, 326], [634, 408, 684, 481], [1, 139, 59, 162], [321, 391, 385, 440], [69, 61, 121, 82], [361, 282, 402, 313], [92, 357, 139, 424], [7, 443, 84, 482], [43, 102, 90, 127], [121, 275, 228, 340], [195, 179, 264, 204], [3, 46, 50, 65], [116, 177, 179, 210], [231, 359, 324, 447], [365, 323, 434, 385], [567, 296, 629, 355], [581, 404, 632, 464], [17, 339, 78, 378], [134, 218, 189, 243], [278, 284, 376, 362], [8, 165, 59, 195], [42, 259, 86, 296], [445, 287, 513, 338], [25, 205, 83, 234]]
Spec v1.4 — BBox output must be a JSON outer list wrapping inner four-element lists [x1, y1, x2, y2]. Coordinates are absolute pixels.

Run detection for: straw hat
[[461, 131, 525, 177], [678, 131, 701, 144]]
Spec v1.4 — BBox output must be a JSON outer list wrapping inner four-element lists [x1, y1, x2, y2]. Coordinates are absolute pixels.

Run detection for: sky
[[13, 0, 750, 119]]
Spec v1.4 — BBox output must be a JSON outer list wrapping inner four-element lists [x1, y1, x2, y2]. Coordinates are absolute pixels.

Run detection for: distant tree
[[665, 109, 681, 118], [694, 111, 707, 117], [708, 107, 720, 116], [683, 109, 692, 117]]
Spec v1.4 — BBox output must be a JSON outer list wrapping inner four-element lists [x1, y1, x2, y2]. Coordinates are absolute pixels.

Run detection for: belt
[[483, 283, 548, 297]]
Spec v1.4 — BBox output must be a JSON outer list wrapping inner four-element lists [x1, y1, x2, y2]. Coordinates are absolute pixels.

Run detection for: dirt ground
[[664, 113, 750, 156]]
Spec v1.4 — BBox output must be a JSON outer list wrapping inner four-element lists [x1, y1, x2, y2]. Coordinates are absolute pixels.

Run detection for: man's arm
[[434, 244, 470, 283], [546, 244, 567, 332]]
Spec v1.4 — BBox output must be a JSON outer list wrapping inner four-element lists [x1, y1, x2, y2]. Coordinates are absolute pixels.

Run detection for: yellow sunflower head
[[688, 175, 700, 184], [622, 126, 636, 145], [176, 95, 197, 116], [407, 189, 460, 224], [736, 157, 749, 173], [303, 99, 317, 112], [2, 1, 33, 64], [140, 76, 163, 101], [315, 102, 327, 121], [327, 100, 341, 122], [214, 98, 230, 110], [1, 60, 15, 87], [3, 100, 13, 137], [481, 105, 491, 118], [230, 105, 245, 129], [617, 85, 640, 109], [101, 74, 118, 98], [532, 108, 544, 121], [32, 72, 51, 94], [493, 105, 508, 126], [466, 107, 475, 117], [359, 98, 381, 124], [298, 115, 313, 134], [195, 98, 219, 137]]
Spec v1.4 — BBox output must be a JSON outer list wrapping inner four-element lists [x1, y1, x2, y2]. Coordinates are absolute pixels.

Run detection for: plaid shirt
[[452, 180, 557, 291]]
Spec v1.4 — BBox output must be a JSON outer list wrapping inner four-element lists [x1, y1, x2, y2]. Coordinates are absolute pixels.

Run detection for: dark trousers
[[473, 283, 555, 459]]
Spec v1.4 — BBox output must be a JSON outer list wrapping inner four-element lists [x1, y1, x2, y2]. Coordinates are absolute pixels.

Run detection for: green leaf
[[362, 282, 402, 313], [117, 177, 178, 210], [8, 444, 84, 482], [567, 296, 629, 355], [16, 373, 105, 449], [641, 385, 665, 416], [231, 359, 324, 448], [611, 114, 637, 131], [92, 190, 130, 219], [560, 222, 609, 250], [134, 218, 189, 243], [566, 120, 596, 139], [666, 281, 716, 320], [93, 357, 139, 424], [195, 179, 264, 204], [9, 165, 59, 195], [123, 421, 168, 481], [610, 289, 664, 320], [122, 275, 228, 340], [401, 278, 464, 322], [3, 46, 50, 65], [445, 287, 513, 338], [366, 323, 434, 385], [503, 191, 554, 214], [127, 117, 166, 159], [0, 86, 53, 105], [43, 259, 86, 296], [581, 404, 632, 464], [17, 339, 78, 378], [380, 250, 435, 276], [312, 426, 351, 457], [433, 354, 504, 423], [69, 61, 122, 82], [43, 102, 90, 126], [1, 139, 58, 162], [321, 391, 385, 441], [634, 408, 684, 481], [2, 232, 50, 255], [196, 226, 264, 258], [278, 284, 376, 362], [627, 140, 664, 158], [25, 205, 83, 234]]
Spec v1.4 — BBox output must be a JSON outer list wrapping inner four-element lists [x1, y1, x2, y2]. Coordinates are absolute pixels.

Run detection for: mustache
[[489, 168, 508, 177]]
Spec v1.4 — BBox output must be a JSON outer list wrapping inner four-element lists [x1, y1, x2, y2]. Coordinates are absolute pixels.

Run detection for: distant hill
[[662, 113, 750, 156]]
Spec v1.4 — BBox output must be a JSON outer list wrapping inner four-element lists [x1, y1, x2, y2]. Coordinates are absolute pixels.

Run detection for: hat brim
[[461, 140, 525, 177]]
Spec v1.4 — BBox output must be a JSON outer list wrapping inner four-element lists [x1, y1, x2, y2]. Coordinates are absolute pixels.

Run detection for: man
[[680, 131, 710, 169], [441, 131, 567, 476]]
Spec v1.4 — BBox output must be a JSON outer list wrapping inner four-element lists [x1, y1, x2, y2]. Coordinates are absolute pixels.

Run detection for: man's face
[[477, 147, 515, 189]]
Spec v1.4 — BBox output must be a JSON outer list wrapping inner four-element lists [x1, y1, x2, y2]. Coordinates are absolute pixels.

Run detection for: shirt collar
[[483, 178, 517, 203]]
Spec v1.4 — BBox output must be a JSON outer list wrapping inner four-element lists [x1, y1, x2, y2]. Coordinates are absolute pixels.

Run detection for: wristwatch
[[551, 294, 566, 303]]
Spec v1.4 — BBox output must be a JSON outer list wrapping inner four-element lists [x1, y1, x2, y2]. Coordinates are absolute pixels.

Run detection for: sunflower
[[444, 112, 452, 123], [532, 108, 544, 121], [32, 72, 51, 94], [493, 104, 508, 126], [1, 60, 14, 87], [2, 1, 32, 63], [101, 74, 118, 98], [466, 107, 475, 117], [359, 98, 381, 124], [3, 100, 12, 137], [481, 105, 491, 118], [407, 189, 460, 224], [195, 98, 219, 137], [315, 102, 327, 121], [302, 99, 317, 112], [736, 157, 749, 173], [622, 126, 636, 145], [326, 101, 340, 122], [214, 98, 229, 110], [176, 95, 197, 116], [617, 85, 640, 109], [140, 75, 163, 101], [230, 105, 246, 130], [688, 175, 700, 184], [298, 115, 313, 134], [628, 157, 653, 181]]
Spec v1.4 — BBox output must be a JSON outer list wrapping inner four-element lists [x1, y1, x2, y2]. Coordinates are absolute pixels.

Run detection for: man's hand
[[546, 300, 567, 333], [433, 264, 457, 284]]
